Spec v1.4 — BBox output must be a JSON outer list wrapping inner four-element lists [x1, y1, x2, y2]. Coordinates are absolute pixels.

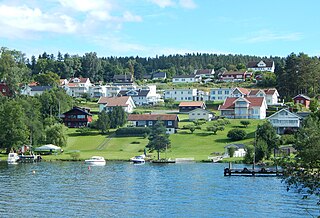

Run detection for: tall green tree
[[45, 123, 67, 147], [0, 100, 29, 152], [256, 122, 278, 159], [96, 111, 110, 134], [34, 71, 60, 86], [147, 121, 171, 160]]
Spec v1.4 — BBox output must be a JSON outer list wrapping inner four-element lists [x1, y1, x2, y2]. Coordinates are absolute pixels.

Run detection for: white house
[[89, 85, 107, 98], [231, 87, 250, 97], [194, 69, 215, 78], [220, 71, 252, 82], [267, 108, 303, 134], [224, 144, 246, 157], [97, 96, 136, 113], [172, 74, 201, 83], [21, 85, 52, 96], [188, 108, 214, 121], [164, 88, 198, 101], [210, 88, 233, 101], [247, 60, 275, 73], [219, 96, 267, 119], [65, 77, 92, 97], [248, 88, 280, 105]]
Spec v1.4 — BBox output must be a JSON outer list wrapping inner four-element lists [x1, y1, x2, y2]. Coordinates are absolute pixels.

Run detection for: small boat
[[84, 156, 106, 166], [130, 155, 145, 164], [7, 153, 20, 164]]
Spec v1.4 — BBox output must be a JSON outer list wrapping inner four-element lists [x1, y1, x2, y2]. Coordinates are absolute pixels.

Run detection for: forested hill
[[1, 47, 320, 100]]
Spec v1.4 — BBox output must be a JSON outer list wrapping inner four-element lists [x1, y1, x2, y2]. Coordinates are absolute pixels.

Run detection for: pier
[[224, 167, 283, 176]]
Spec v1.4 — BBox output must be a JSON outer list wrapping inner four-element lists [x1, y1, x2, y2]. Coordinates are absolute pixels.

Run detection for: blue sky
[[0, 0, 319, 58]]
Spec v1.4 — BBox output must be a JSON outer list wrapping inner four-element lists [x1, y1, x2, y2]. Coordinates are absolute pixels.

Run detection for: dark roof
[[224, 144, 246, 149], [30, 86, 52, 91], [247, 60, 274, 68], [195, 69, 214, 75], [113, 74, 133, 81], [118, 89, 150, 97], [143, 74, 152, 79], [293, 94, 310, 100], [63, 107, 92, 116], [152, 72, 166, 78], [128, 114, 179, 121], [173, 74, 196, 79]]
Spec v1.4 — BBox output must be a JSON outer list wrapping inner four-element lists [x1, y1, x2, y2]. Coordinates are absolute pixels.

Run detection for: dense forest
[[1, 47, 320, 100]]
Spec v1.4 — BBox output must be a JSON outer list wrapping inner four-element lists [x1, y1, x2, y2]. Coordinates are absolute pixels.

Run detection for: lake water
[[0, 161, 318, 217]]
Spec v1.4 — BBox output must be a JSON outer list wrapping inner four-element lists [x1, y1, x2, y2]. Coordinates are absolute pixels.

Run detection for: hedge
[[115, 127, 150, 136]]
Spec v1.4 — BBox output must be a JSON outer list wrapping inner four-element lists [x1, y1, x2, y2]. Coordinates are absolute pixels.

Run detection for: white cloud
[[122, 11, 142, 22], [149, 0, 175, 8], [235, 30, 302, 43], [179, 0, 197, 9], [0, 4, 77, 38], [58, 0, 113, 13]]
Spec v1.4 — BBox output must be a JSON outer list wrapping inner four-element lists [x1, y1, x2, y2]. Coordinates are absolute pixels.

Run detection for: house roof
[[267, 108, 302, 120], [264, 88, 278, 95], [152, 72, 166, 78], [195, 69, 214, 75], [30, 86, 52, 91], [222, 71, 247, 76], [233, 87, 250, 95], [248, 89, 265, 96], [118, 89, 150, 97], [224, 144, 246, 149], [128, 114, 178, 121], [69, 77, 89, 83], [247, 60, 274, 68], [293, 94, 310, 100], [179, 101, 205, 107], [63, 107, 92, 116], [143, 74, 152, 79], [219, 97, 265, 110], [173, 74, 196, 79], [113, 74, 132, 81], [97, 96, 131, 106]]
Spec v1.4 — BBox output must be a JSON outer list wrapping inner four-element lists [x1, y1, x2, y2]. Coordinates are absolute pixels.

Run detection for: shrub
[[240, 120, 250, 128], [75, 127, 91, 135], [227, 129, 247, 141], [193, 119, 206, 126], [115, 127, 150, 136]]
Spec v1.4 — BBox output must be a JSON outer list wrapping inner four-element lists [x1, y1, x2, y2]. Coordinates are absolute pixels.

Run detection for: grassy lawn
[[41, 111, 264, 162]]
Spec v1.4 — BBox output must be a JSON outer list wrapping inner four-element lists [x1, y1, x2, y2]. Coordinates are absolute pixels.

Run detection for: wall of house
[[164, 89, 197, 101], [210, 88, 233, 101], [189, 112, 212, 121]]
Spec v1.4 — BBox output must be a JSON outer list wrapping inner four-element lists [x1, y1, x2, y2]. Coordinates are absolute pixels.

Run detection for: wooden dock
[[224, 167, 283, 176]]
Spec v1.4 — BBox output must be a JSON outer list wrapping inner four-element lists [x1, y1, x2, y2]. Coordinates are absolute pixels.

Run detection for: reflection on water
[[0, 162, 318, 217]]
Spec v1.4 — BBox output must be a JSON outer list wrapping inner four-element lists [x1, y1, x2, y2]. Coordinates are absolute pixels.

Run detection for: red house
[[61, 107, 92, 128], [0, 83, 11, 96], [293, 94, 310, 109]]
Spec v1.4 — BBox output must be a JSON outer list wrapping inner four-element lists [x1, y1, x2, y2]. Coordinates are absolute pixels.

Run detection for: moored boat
[[130, 155, 145, 164], [84, 156, 106, 166], [7, 153, 20, 164]]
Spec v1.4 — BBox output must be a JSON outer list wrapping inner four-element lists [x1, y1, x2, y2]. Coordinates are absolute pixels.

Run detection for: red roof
[[179, 101, 204, 107], [264, 88, 277, 95], [234, 87, 250, 95], [128, 114, 178, 121], [98, 96, 131, 106], [219, 97, 265, 110], [69, 77, 90, 83]]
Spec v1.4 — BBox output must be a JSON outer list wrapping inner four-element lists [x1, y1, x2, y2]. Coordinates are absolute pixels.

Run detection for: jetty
[[224, 162, 283, 176]]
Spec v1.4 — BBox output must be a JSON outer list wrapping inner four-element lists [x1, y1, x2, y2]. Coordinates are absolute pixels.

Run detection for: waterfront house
[[179, 101, 206, 113], [97, 96, 136, 113], [61, 106, 92, 128], [267, 108, 303, 134], [293, 94, 310, 109], [188, 108, 215, 121], [224, 144, 246, 157], [247, 60, 275, 73], [218, 96, 267, 119], [127, 114, 179, 134]]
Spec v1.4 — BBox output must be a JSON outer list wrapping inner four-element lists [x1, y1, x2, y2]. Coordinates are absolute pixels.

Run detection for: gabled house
[[113, 74, 133, 83], [61, 107, 92, 128], [89, 85, 107, 98], [21, 85, 52, 96], [118, 89, 151, 106], [264, 88, 280, 105], [220, 71, 252, 82], [224, 144, 246, 157], [293, 94, 311, 109], [0, 83, 11, 97], [218, 96, 267, 119], [172, 74, 201, 83], [267, 108, 303, 134], [152, 72, 167, 80], [127, 114, 179, 134], [194, 69, 215, 78], [247, 60, 275, 73], [231, 87, 250, 97], [188, 108, 215, 121], [97, 96, 136, 113], [179, 101, 206, 113], [65, 77, 92, 97]]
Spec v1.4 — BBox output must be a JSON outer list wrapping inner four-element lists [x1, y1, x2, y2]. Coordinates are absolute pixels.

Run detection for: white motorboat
[[84, 156, 106, 166], [7, 153, 20, 164], [130, 155, 145, 164]]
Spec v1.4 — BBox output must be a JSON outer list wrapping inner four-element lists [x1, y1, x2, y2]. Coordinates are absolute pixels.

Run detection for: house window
[[218, 91, 222, 94], [203, 113, 206, 115], [225, 90, 229, 94], [185, 97, 188, 100], [77, 115, 85, 119], [188, 97, 191, 100], [148, 121, 153, 126], [181, 91, 183, 94], [168, 121, 173, 126], [181, 97, 183, 100], [212, 91, 215, 94], [192, 113, 195, 115], [182, 79, 185, 81]]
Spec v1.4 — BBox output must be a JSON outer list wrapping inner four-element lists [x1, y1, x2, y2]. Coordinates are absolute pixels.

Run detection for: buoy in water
[[88, 166, 91, 170], [32, 170, 36, 174]]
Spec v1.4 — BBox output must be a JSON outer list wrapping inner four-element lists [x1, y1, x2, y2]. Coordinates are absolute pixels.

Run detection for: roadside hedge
[[115, 127, 150, 136]]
